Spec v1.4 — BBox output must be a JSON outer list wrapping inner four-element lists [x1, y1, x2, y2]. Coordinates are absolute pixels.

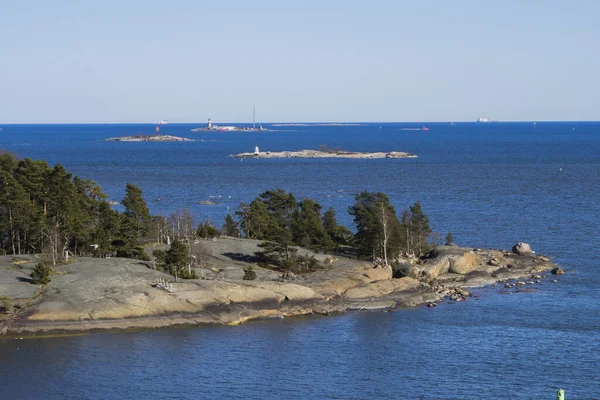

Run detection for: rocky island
[[0, 153, 562, 338], [0, 239, 560, 338], [105, 135, 195, 142], [235, 148, 417, 159]]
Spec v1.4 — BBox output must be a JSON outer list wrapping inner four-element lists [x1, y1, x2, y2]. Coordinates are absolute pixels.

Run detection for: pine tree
[[236, 199, 274, 239], [122, 183, 151, 237], [243, 266, 257, 280], [222, 214, 240, 237], [291, 198, 333, 251], [165, 240, 191, 279], [30, 262, 51, 285], [408, 201, 431, 256], [323, 207, 353, 246], [348, 191, 401, 265]]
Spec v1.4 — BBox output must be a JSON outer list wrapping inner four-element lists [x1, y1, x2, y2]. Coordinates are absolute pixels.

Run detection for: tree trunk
[[379, 204, 389, 267], [9, 208, 16, 255]]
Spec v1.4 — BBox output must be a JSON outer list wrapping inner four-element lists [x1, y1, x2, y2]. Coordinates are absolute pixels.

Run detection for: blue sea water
[[0, 122, 599, 399]]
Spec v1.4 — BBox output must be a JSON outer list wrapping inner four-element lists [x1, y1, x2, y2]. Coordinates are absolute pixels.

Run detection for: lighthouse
[[207, 119, 212, 130]]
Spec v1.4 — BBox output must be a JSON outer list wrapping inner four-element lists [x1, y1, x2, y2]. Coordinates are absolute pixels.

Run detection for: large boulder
[[448, 252, 482, 274], [392, 263, 422, 279], [512, 242, 532, 256], [419, 246, 483, 280], [421, 257, 450, 281]]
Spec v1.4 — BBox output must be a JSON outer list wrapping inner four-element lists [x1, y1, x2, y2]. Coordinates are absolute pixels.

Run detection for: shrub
[[243, 266, 257, 281], [178, 268, 198, 279], [30, 263, 51, 285], [116, 247, 150, 260], [0, 296, 13, 313]]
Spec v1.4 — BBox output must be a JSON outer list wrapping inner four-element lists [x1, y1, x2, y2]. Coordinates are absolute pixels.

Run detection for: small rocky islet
[[105, 135, 195, 142]]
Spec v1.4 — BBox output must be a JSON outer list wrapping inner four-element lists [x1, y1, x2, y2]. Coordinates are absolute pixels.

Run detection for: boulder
[[362, 266, 393, 282], [420, 257, 450, 281], [282, 272, 296, 280], [512, 242, 532, 256], [392, 263, 422, 279], [447, 252, 482, 274], [488, 257, 500, 266], [551, 267, 564, 275]]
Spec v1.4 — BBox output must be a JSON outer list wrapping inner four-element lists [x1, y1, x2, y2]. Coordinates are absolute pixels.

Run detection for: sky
[[1, 0, 599, 123]]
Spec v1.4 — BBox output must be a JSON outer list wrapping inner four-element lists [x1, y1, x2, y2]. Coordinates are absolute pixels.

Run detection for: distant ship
[[422, 126, 430, 131], [477, 117, 497, 123], [156, 120, 168, 125]]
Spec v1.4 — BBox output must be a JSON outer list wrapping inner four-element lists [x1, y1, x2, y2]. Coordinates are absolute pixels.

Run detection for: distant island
[[235, 147, 417, 159], [105, 135, 195, 142], [191, 118, 269, 132]]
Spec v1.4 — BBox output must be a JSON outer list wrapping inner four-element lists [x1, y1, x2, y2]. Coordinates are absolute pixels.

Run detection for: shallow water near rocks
[[0, 122, 599, 399]]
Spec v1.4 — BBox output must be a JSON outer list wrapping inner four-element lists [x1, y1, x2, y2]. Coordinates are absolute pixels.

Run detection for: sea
[[0, 122, 598, 399]]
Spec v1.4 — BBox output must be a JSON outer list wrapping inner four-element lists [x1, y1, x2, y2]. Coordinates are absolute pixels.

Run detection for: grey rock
[[512, 242, 532, 256]]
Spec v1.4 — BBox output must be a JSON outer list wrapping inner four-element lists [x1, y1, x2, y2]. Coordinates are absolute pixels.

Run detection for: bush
[[132, 247, 150, 261], [196, 221, 221, 239], [30, 263, 51, 285], [116, 247, 150, 260], [243, 266, 257, 281], [152, 249, 165, 259], [178, 268, 198, 279], [0, 296, 13, 313], [152, 249, 166, 270]]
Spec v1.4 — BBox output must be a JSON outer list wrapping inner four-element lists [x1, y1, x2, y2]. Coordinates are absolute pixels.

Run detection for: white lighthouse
[[254, 146, 260, 155], [207, 119, 212, 130]]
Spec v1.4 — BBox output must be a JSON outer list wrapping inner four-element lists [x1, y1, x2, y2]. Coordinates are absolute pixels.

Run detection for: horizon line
[[1, 119, 599, 125]]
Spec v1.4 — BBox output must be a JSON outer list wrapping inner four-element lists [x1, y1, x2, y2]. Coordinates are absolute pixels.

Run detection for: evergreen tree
[[291, 198, 333, 251], [30, 262, 51, 285], [222, 214, 240, 237], [445, 232, 454, 245], [122, 183, 152, 237], [196, 221, 220, 239], [348, 191, 401, 265], [322, 207, 353, 246], [243, 266, 257, 280], [236, 199, 274, 240], [259, 188, 298, 230], [0, 153, 153, 261], [408, 201, 431, 256], [165, 240, 193, 279]]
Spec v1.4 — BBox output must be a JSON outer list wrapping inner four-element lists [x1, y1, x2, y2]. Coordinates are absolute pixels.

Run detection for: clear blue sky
[[2, 0, 598, 123]]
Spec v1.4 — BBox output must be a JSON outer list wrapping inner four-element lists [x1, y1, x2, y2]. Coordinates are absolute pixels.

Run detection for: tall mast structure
[[253, 105, 256, 130]]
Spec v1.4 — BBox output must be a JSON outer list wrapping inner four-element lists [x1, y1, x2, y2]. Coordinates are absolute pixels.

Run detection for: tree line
[[232, 188, 433, 271], [0, 152, 436, 276], [0, 153, 145, 264]]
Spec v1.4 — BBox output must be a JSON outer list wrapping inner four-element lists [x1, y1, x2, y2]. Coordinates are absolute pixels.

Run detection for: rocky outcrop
[[417, 246, 482, 280], [512, 242, 532, 256], [0, 240, 558, 337]]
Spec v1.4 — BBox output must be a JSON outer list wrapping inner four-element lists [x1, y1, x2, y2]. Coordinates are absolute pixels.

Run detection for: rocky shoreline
[[105, 135, 195, 142], [0, 239, 560, 338], [234, 149, 417, 159]]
